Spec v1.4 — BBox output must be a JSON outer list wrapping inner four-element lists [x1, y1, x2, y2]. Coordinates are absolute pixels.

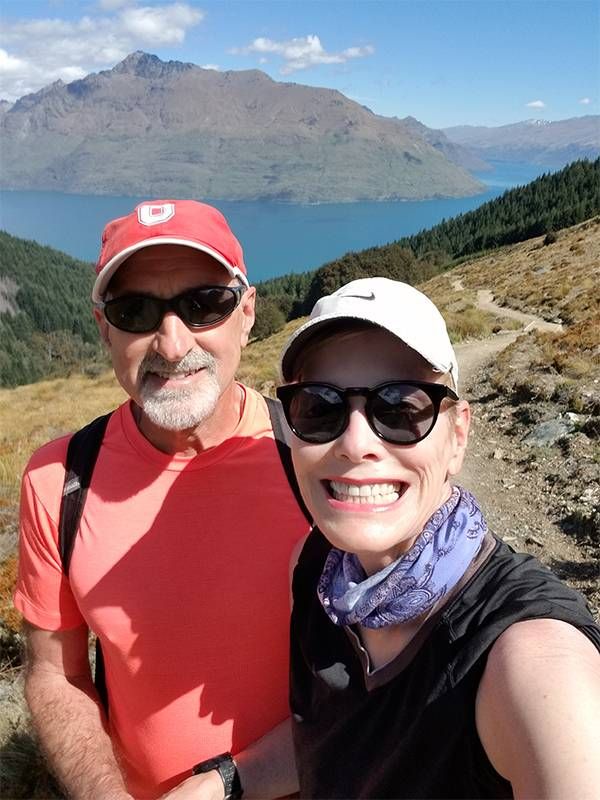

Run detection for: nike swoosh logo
[[342, 292, 376, 300]]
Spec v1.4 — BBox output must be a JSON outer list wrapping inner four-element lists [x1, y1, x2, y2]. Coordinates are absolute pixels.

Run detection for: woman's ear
[[447, 400, 471, 477]]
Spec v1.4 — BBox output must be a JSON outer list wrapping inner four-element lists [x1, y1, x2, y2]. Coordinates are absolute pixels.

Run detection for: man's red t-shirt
[[15, 386, 309, 798]]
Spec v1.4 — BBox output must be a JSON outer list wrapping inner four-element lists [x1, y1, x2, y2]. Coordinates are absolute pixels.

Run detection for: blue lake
[[0, 162, 550, 283]]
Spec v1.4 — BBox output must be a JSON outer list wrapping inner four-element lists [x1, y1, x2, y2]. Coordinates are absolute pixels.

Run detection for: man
[[14, 200, 309, 799]]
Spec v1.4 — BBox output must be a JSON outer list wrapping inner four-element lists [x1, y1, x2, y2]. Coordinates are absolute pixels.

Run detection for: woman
[[277, 277, 600, 799]]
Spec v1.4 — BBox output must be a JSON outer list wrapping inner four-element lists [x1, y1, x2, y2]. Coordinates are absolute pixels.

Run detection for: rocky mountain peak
[[111, 51, 195, 79]]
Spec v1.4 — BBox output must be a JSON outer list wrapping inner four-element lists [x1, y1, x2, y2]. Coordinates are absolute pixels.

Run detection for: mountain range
[[0, 52, 482, 203], [443, 117, 599, 166], [1, 52, 597, 203]]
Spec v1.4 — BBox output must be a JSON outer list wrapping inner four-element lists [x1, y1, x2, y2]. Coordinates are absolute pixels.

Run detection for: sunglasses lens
[[371, 385, 435, 443], [104, 295, 162, 333], [179, 287, 239, 326], [103, 287, 242, 332], [288, 385, 346, 443]]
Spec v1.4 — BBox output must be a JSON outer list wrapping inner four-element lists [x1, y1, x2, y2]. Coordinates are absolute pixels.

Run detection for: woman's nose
[[332, 400, 382, 463]]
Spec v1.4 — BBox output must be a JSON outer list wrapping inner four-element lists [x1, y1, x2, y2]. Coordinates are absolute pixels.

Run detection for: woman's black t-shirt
[[290, 531, 600, 799]]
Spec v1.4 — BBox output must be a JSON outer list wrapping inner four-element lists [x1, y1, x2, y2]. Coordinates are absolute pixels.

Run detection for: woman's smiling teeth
[[328, 480, 402, 505]]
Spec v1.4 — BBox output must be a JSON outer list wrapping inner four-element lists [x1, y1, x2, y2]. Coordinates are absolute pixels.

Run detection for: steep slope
[[400, 116, 490, 172], [0, 51, 481, 202], [0, 232, 104, 387]]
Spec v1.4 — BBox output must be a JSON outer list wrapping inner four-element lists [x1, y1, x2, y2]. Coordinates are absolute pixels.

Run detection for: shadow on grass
[[0, 729, 63, 799]]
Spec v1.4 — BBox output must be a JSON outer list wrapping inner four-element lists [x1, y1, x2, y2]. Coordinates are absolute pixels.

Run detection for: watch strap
[[192, 751, 243, 800]]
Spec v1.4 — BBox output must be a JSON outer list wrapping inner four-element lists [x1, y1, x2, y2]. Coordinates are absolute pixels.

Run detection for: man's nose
[[151, 311, 196, 361], [332, 400, 382, 463]]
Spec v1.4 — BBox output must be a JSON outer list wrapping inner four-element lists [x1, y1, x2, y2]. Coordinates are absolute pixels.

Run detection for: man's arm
[[24, 621, 133, 800], [476, 617, 600, 799]]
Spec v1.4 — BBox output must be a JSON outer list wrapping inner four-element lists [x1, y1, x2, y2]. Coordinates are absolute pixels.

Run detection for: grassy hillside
[[425, 216, 599, 398]]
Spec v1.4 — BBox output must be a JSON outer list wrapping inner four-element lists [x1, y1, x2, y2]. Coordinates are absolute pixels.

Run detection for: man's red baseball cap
[[92, 199, 248, 302]]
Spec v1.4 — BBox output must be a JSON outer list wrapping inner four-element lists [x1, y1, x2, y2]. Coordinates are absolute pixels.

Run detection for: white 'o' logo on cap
[[138, 203, 175, 226]]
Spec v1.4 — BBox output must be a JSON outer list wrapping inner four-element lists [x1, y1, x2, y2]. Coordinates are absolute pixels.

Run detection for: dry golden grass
[[0, 371, 127, 518], [426, 216, 600, 326], [0, 553, 19, 635], [238, 318, 306, 393], [423, 217, 600, 397]]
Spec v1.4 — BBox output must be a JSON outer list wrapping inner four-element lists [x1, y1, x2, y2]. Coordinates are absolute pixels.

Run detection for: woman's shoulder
[[476, 617, 600, 796]]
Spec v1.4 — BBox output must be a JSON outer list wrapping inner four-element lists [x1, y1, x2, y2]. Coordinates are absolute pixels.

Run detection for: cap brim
[[280, 314, 382, 381], [92, 237, 248, 302]]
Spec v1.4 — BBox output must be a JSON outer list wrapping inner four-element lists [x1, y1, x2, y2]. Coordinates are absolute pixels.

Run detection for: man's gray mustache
[[139, 349, 217, 380]]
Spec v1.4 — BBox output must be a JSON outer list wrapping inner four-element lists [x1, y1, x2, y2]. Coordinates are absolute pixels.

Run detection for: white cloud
[[201, 64, 220, 71], [231, 34, 374, 75], [579, 97, 591, 105], [120, 4, 203, 44], [0, 2, 204, 101], [0, 48, 27, 74], [526, 99, 546, 109], [0, 44, 87, 99]]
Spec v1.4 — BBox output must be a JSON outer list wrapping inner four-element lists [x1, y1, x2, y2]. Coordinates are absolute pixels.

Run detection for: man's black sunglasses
[[96, 285, 245, 333], [276, 381, 459, 445]]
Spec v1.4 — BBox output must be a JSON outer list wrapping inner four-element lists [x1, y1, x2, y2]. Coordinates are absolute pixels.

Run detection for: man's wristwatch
[[192, 752, 243, 800]]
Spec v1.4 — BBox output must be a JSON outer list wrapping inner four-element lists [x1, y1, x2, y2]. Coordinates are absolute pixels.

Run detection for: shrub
[[251, 296, 286, 341]]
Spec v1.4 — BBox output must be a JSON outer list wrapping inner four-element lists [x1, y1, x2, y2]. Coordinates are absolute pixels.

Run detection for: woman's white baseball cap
[[280, 277, 459, 390]]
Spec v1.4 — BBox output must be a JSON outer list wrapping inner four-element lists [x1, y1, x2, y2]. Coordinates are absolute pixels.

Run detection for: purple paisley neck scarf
[[317, 486, 487, 628]]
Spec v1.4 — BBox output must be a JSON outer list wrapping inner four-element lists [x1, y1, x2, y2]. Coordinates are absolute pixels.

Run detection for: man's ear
[[447, 400, 471, 478], [239, 286, 256, 348], [94, 306, 111, 348]]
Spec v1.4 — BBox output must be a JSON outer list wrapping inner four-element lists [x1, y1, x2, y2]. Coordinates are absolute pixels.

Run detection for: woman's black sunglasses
[[276, 381, 459, 445], [96, 285, 245, 333]]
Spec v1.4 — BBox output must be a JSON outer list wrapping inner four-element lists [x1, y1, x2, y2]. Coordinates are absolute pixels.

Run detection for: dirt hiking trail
[[451, 289, 597, 615]]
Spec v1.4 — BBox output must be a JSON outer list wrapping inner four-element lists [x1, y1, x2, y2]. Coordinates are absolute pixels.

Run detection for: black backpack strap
[[58, 412, 112, 714], [264, 396, 312, 524], [59, 412, 112, 575]]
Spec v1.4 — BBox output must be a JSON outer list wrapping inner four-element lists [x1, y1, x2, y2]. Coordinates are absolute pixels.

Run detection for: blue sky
[[0, 0, 598, 128]]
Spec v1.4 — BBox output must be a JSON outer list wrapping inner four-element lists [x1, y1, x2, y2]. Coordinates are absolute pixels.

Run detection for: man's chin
[[141, 407, 213, 431], [139, 395, 219, 432]]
